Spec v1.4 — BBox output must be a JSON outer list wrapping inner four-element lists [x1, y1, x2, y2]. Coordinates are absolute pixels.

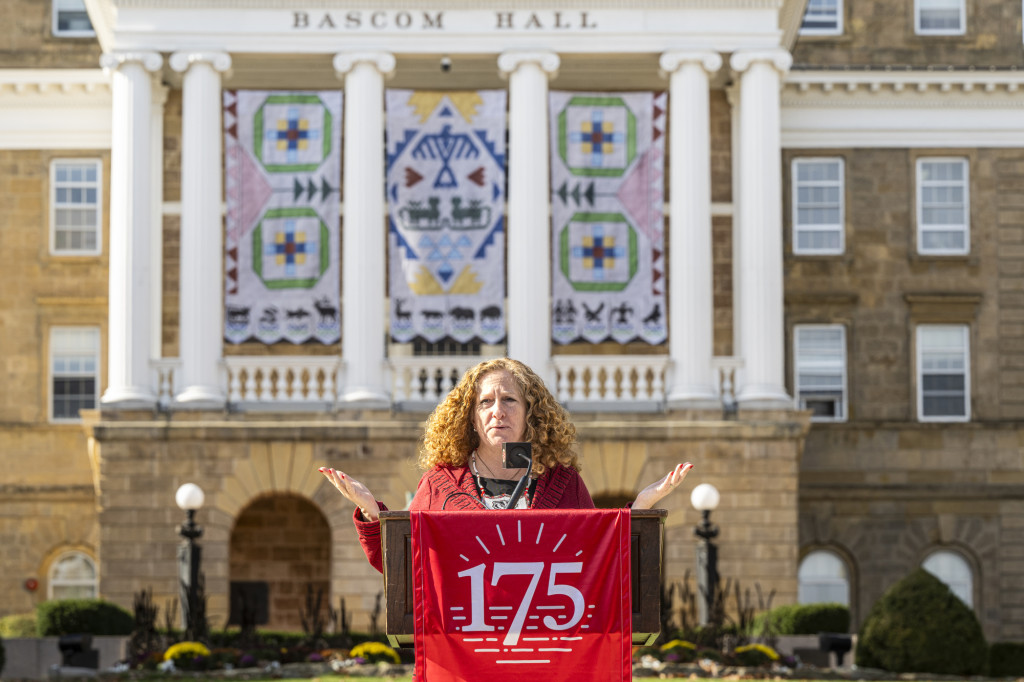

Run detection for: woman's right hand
[[319, 467, 380, 521]]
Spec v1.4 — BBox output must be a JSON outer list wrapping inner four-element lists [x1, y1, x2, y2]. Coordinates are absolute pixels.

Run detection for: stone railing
[[551, 355, 669, 411], [150, 355, 743, 412]]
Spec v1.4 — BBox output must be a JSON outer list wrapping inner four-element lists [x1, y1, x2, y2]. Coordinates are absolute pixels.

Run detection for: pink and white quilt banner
[[223, 90, 342, 344], [549, 91, 667, 345], [386, 90, 507, 345]]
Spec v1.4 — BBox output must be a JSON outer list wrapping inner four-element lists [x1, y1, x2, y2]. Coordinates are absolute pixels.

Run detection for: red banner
[[411, 509, 632, 682]]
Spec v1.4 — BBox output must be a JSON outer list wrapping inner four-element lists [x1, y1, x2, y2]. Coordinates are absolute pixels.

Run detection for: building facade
[[1, 0, 1022, 641]]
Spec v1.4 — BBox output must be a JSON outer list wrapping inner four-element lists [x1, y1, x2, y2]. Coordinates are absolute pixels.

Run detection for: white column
[[729, 49, 793, 408], [333, 52, 395, 407], [169, 51, 232, 408], [660, 51, 722, 409], [99, 51, 162, 408], [498, 51, 560, 385]]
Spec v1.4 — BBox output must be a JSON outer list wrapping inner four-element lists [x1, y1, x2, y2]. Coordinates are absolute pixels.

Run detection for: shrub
[[735, 643, 780, 666], [856, 568, 987, 675], [349, 640, 401, 664], [0, 613, 37, 638], [36, 599, 133, 636], [989, 642, 1024, 677], [1, 634, 5, 676], [752, 602, 850, 635]]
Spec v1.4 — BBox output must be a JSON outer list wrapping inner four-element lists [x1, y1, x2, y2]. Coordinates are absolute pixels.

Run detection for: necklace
[[471, 451, 523, 481]]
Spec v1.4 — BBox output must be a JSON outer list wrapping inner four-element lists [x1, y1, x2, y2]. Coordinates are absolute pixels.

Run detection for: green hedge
[[856, 568, 987, 675], [990, 642, 1024, 677], [1, 634, 5, 676], [36, 599, 133, 636], [0, 613, 37, 638], [751, 602, 850, 635]]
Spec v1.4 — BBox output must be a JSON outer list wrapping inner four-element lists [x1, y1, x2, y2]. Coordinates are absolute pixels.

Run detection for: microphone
[[502, 442, 533, 510]]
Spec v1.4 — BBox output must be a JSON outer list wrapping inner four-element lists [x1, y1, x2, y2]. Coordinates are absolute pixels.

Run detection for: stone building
[[0, 0, 1022, 643]]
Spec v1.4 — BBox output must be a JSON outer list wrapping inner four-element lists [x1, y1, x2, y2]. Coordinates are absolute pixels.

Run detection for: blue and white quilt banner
[[223, 90, 342, 344], [386, 90, 507, 345], [549, 91, 667, 345]]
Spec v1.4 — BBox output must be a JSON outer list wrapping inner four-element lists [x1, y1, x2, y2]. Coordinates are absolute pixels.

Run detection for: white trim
[[782, 71, 1024, 148], [791, 156, 844, 255], [798, 0, 842, 36], [916, 324, 970, 423], [793, 324, 847, 422], [916, 157, 969, 256], [49, 158, 104, 257], [0, 70, 112, 150], [915, 0, 965, 36], [48, 326, 101, 424]]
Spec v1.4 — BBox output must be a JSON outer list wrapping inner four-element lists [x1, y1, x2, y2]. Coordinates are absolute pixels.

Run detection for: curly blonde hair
[[419, 358, 580, 475]]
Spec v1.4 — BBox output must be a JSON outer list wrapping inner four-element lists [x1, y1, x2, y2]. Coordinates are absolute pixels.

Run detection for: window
[[793, 158, 844, 254], [915, 0, 965, 35], [917, 325, 970, 422], [51, 159, 102, 255], [917, 158, 969, 255], [923, 550, 973, 607], [48, 552, 98, 599], [52, 0, 95, 37], [50, 327, 100, 422], [800, 0, 843, 35], [799, 550, 850, 605], [794, 325, 847, 421]]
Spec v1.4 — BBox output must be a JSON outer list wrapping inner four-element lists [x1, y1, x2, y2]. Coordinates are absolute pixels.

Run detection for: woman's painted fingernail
[[340, 473, 346, 479]]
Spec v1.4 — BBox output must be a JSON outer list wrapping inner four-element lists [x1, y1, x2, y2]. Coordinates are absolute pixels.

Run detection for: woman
[[320, 357, 693, 572]]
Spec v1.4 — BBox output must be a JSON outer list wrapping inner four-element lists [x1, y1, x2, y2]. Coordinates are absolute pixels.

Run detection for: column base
[[101, 386, 158, 409], [338, 387, 391, 410], [666, 385, 720, 410], [737, 383, 792, 410], [174, 385, 226, 410]]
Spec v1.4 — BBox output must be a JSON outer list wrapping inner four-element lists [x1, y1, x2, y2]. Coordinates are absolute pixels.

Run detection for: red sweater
[[354, 464, 595, 573]]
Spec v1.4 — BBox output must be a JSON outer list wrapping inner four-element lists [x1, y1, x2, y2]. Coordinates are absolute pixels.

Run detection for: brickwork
[[0, 0, 101, 69], [792, 0, 1024, 68]]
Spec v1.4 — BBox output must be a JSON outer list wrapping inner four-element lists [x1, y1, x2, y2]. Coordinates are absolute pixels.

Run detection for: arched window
[[798, 550, 850, 605], [923, 550, 973, 607], [48, 551, 98, 600]]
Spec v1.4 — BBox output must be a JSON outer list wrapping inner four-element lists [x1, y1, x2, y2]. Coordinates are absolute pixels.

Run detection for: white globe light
[[175, 483, 205, 511], [690, 483, 720, 512]]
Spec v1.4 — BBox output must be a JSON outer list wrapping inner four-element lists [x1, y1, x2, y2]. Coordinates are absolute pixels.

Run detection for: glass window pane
[[798, 551, 850, 606], [923, 551, 972, 607]]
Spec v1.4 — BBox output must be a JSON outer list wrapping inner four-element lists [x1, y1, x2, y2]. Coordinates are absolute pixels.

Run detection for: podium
[[379, 508, 666, 647]]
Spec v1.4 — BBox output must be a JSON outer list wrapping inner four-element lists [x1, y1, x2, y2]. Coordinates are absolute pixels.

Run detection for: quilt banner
[[549, 91, 667, 345], [223, 90, 342, 344], [412, 509, 632, 682], [386, 90, 507, 345]]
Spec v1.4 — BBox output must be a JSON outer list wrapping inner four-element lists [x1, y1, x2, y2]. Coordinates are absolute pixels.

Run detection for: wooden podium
[[379, 508, 666, 647]]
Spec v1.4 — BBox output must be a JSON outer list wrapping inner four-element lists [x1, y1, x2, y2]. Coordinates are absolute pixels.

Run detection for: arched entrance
[[229, 493, 330, 631]]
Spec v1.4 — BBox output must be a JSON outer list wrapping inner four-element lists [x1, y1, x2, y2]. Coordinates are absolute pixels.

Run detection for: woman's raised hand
[[632, 462, 694, 510], [319, 467, 380, 522]]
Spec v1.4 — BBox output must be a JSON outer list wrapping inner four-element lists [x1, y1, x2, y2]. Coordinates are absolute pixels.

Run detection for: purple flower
[[239, 654, 257, 667], [307, 652, 324, 662]]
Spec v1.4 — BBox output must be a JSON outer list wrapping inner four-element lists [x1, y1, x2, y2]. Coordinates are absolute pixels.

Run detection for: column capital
[[100, 51, 163, 74], [659, 51, 723, 76], [729, 49, 792, 76], [169, 51, 232, 74], [332, 52, 396, 79], [497, 51, 560, 79]]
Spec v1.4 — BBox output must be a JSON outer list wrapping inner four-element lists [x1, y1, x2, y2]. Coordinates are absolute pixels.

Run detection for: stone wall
[[792, 0, 1024, 68], [82, 409, 808, 632], [0, 0, 101, 69]]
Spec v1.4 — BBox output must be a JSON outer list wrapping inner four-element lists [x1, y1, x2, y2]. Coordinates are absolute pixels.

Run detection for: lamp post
[[690, 482, 720, 626], [175, 482, 205, 638]]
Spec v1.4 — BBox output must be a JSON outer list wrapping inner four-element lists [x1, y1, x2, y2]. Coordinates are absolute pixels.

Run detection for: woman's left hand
[[632, 462, 694, 510]]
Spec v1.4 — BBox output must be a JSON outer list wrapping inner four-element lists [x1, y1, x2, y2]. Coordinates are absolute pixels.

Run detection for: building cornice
[[785, 68, 1024, 99]]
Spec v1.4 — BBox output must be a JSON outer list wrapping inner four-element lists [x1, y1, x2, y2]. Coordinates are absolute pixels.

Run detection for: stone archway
[[229, 493, 330, 631]]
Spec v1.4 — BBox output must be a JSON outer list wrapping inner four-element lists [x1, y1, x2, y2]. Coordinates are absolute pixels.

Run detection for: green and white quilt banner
[[549, 91, 667, 345], [386, 90, 507, 345], [223, 90, 342, 344]]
